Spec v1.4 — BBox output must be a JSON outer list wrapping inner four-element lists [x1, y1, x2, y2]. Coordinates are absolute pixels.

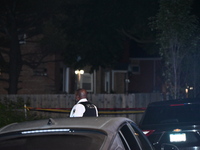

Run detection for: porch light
[[75, 70, 84, 74]]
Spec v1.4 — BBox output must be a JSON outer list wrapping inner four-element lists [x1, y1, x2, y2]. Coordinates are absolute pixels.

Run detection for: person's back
[[70, 89, 98, 117], [79, 101, 98, 117]]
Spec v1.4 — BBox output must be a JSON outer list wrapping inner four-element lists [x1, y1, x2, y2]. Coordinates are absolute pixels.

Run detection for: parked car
[[139, 98, 200, 150], [0, 117, 154, 150]]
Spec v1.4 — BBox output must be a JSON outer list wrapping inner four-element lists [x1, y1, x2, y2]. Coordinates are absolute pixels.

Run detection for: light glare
[[21, 129, 70, 134]]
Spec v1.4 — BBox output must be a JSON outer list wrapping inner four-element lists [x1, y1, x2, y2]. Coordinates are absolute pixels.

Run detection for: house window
[[132, 65, 140, 74], [128, 65, 140, 74], [80, 73, 93, 92]]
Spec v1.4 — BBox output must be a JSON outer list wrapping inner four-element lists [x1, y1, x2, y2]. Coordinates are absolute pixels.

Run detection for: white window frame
[[63, 67, 69, 93], [104, 71, 110, 93]]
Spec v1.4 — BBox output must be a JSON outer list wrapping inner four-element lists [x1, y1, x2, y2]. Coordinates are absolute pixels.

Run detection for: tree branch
[[117, 28, 155, 43]]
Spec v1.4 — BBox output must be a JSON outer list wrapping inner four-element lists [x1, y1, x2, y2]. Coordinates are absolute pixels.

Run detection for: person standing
[[70, 88, 98, 117]]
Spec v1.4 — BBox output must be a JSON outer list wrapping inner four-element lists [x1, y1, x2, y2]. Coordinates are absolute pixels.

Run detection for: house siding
[[128, 59, 162, 93]]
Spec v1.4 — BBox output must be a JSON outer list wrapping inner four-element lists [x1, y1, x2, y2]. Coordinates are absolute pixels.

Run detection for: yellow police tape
[[25, 106, 145, 114], [99, 111, 145, 114]]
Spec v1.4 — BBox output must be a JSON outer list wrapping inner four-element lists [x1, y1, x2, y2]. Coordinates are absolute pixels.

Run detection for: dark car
[[0, 117, 154, 150], [139, 98, 200, 150]]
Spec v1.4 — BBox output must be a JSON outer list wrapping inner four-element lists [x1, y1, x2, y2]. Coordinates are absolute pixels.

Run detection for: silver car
[[0, 117, 153, 150]]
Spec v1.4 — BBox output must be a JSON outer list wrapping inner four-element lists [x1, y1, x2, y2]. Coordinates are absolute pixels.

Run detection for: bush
[[0, 98, 39, 128]]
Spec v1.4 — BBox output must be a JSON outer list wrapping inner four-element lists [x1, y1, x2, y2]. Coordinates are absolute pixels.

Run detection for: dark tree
[[150, 0, 199, 99], [0, 0, 61, 94], [42, 0, 159, 71]]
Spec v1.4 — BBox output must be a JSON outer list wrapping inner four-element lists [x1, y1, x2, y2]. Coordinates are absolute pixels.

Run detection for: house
[[62, 40, 162, 94]]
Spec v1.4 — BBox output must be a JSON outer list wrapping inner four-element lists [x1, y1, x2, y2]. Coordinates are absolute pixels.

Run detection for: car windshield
[[142, 103, 200, 125], [0, 129, 106, 150]]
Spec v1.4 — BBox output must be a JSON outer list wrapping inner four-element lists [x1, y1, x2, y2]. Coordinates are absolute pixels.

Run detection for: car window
[[142, 103, 200, 125], [0, 129, 106, 150], [119, 124, 141, 150], [129, 122, 153, 150]]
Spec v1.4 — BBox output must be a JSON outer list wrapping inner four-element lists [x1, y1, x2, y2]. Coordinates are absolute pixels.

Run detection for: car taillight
[[142, 130, 155, 136], [170, 104, 184, 106]]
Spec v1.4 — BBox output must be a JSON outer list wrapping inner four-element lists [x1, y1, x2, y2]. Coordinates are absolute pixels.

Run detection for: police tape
[[25, 106, 146, 115]]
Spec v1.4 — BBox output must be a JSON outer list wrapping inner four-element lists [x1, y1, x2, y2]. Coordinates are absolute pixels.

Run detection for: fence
[[0, 93, 163, 124]]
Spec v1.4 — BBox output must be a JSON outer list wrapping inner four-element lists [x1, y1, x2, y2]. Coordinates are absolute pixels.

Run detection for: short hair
[[76, 88, 87, 98]]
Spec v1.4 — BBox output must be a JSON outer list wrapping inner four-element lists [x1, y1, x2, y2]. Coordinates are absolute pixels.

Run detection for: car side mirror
[[161, 143, 179, 150]]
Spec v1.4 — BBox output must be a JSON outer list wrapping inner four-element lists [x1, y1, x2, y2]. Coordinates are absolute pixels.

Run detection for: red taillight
[[170, 104, 184, 106], [142, 130, 155, 136]]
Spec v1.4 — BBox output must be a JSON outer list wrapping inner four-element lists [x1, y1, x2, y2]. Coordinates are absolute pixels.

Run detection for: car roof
[[0, 117, 133, 135], [148, 98, 200, 107]]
